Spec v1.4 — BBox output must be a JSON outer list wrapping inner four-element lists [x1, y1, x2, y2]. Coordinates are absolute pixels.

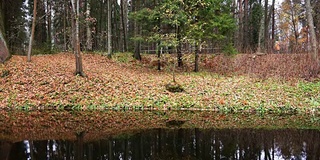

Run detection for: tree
[[86, 0, 92, 51], [130, 0, 235, 71], [27, 0, 37, 62], [264, 0, 269, 53], [120, 0, 128, 52], [107, 0, 112, 58], [0, 1, 9, 63], [70, 0, 85, 76], [277, 0, 305, 53], [2, 0, 26, 55], [133, 0, 142, 60], [184, 0, 236, 72], [305, 0, 318, 66], [314, 0, 320, 44]]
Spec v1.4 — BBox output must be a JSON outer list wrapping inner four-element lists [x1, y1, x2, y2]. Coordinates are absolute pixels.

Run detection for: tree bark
[[289, 0, 299, 52], [177, 26, 183, 67], [157, 42, 161, 71], [194, 45, 199, 72], [257, 14, 264, 53], [0, 3, 9, 63], [71, 0, 85, 76], [133, 0, 141, 60], [238, 0, 243, 52], [157, 12, 161, 70], [27, 0, 37, 62], [243, 0, 249, 51], [86, 0, 92, 51], [63, 0, 67, 51], [264, 0, 268, 53], [271, 0, 275, 53], [306, 0, 319, 65], [121, 0, 128, 52], [47, 0, 52, 47], [107, 0, 112, 58]]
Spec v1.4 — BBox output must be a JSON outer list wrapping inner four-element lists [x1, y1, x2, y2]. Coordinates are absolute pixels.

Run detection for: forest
[[0, 0, 319, 61], [1, 0, 320, 159], [0, 0, 320, 112]]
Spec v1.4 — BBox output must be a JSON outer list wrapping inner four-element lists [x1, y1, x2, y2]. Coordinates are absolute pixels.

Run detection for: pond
[[0, 110, 319, 159]]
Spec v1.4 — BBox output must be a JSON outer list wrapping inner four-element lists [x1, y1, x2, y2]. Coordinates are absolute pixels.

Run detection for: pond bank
[[0, 53, 320, 113]]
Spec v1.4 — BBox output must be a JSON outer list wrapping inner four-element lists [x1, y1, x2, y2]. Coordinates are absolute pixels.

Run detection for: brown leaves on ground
[[0, 53, 319, 112], [0, 53, 173, 109], [203, 53, 320, 80]]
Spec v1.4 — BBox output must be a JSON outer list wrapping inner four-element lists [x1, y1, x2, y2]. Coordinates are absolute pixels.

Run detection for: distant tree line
[[0, 0, 319, 71]]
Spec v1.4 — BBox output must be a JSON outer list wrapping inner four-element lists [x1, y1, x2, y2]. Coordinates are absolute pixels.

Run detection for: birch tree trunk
[[47, 0, 52, 47], [306, 0, 319, 66], [86, 0, 92, 51], [71, 0, 85, 76], [107, 0, 112, 58], [27, 0, 37, 62]]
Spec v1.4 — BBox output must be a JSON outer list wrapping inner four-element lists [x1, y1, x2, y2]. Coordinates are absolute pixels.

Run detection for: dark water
[[1, 128, 320, 160]]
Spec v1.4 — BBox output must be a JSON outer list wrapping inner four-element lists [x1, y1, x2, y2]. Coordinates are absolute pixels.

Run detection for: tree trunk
[[264, 0, 268, 53], [133, 0, 141, 60], [112, 1, 119, 52], [290, 0, 298, 53], [121, 0, 128, 52], [36, 0, 47, 46], [306, 0, 319, 66], [177, 26, 183, 67], [107, 0, 112, 58], [47, 0, 52, 48], [243, 0, 249, 51], [194, 45, 199, 72], [71, 0, 85, 76], [157, 42, 161, 71], [256, 14, 264, 53], [27, 0, 37, 62], [271, 0, 275, 53], [119, 0, 124, 52], [86, 0, 92, 51], [238, 0, 243, 52], [157, 12, 161, 70], [63, 0, 67, 51], [0, 2, 9, 63]]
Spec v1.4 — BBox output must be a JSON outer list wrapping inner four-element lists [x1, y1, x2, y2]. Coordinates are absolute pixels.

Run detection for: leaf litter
[[0, 53, 319, 114]]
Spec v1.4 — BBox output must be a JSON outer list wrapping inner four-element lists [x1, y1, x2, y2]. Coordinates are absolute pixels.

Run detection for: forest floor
[[0, 52, 320, 114]]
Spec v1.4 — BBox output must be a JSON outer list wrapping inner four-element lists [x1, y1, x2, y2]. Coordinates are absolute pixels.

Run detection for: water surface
[[0, 110, 319, 159]]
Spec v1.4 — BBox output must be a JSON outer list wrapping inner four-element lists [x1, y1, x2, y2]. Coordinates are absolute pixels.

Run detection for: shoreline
[[1, 53, 320, 114]]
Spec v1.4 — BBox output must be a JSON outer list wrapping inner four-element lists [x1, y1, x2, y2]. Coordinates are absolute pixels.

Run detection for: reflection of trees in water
[[3, 129, 320, 160]]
